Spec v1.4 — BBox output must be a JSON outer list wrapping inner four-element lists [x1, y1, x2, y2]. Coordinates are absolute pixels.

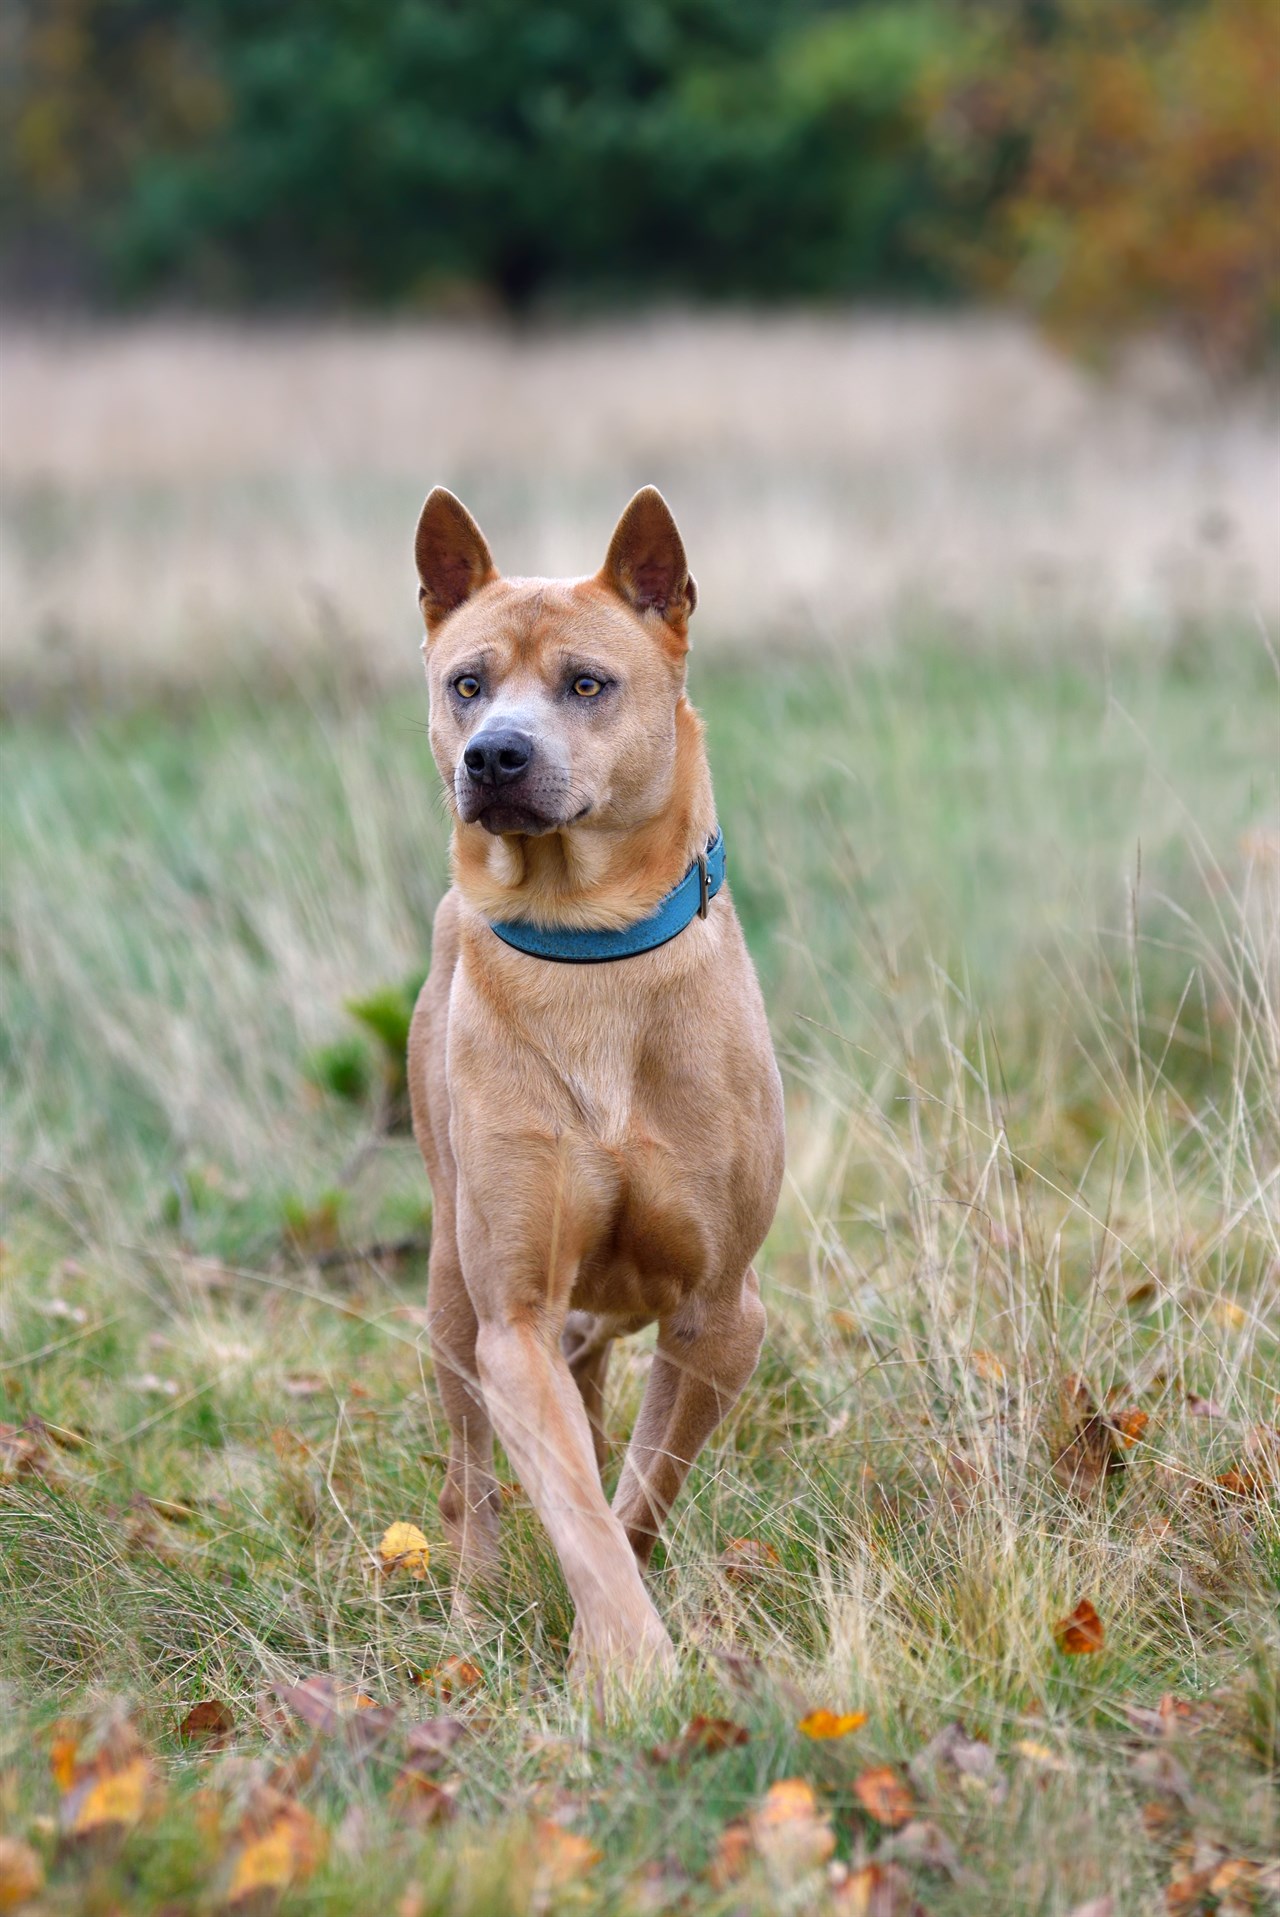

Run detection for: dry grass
[[0, 316, 1277, 1912], [2, 313, 1277, 704]]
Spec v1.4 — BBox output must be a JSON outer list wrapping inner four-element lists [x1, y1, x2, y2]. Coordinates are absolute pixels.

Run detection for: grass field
[[2, 319, 1278, 1915]]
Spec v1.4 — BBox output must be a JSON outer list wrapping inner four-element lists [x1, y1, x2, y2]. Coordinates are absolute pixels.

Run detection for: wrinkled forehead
[[428, 577, 668, 683]]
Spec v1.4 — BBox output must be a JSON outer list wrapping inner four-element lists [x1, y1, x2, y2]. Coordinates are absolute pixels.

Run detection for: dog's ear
[[599, 488, 697, 642], [415, 488, 498, 631]]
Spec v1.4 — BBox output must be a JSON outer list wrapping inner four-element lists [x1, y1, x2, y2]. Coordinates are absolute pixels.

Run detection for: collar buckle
[[696, 849, 710, 919]]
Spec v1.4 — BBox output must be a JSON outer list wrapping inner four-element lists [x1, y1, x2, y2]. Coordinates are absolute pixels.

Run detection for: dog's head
[[415, 488, 697, 839]]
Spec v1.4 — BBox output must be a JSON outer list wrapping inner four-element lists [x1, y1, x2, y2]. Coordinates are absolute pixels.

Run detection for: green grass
[[2, 634, 1277, 1915]]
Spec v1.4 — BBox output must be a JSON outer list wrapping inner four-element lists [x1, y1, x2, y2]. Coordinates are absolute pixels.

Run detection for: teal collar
[[489, 830, 725, 963]]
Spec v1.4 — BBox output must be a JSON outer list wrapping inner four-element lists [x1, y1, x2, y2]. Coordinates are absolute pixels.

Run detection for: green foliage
[[4, 0, 965, 305], [305, 1034, 373, 1106], [345, 972, 426, 1069]]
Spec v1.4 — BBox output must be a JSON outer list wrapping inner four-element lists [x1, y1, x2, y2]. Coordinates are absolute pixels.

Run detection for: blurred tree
[[2, 0, 1276, 361], [934, 0, 1280, 365]]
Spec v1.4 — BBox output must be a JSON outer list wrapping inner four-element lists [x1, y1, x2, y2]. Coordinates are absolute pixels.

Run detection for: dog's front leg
[[474, 1310, 675, 1678]]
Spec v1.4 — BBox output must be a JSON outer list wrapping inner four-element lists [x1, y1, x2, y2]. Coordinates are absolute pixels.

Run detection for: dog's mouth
[[456, 781, 591, 837]]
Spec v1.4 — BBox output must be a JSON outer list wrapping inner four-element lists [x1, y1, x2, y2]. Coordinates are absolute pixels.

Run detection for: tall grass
[[2, 315, 1277, 706], [2, 626, 1277, 1911]]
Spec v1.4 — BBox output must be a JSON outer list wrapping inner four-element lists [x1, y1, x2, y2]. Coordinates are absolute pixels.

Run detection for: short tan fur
[[408, 486, 784, 1676]]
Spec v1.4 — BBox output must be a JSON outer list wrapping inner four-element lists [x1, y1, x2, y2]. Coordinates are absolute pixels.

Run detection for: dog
[[407, 485, 784, 1677]]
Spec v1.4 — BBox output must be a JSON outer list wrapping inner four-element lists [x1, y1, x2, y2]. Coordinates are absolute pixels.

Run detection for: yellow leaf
[[750, 1778, 836, 1878], [0, 1838, 44, 1911], [227, 1801, 324, 1906], [1013, 1738, 1068, 1771], [70, 1755, 151, 1835], [532, 1820, 601, 1886], [798, 1708, 867, 1740], [378, 1521, 430, 1580]]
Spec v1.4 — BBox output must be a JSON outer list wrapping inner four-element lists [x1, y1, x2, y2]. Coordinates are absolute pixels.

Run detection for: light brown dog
[[407, 485, 784, 1676]]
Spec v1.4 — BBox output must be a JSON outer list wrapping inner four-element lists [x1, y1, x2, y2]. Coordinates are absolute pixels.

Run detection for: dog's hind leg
[[560, 1310, 612, 1479], [612, 1268, 766, 1568]]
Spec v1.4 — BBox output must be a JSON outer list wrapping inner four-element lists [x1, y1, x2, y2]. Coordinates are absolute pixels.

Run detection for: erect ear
[[414, 488, 498, 631], [599, 487, 697, 641]]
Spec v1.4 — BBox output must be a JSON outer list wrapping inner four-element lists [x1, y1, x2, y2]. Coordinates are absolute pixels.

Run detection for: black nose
[[463, 728, 533, 786]]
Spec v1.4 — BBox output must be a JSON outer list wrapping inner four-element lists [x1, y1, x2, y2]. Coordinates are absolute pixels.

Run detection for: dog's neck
[[450, 696, 716, 931]]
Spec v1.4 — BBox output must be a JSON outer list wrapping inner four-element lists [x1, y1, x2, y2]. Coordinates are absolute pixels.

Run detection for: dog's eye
[[454, 675, 481, 699], [572, 676, 602, 698]]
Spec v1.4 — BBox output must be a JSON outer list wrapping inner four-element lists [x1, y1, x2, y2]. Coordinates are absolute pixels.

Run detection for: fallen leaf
[[750, 1778, 836, 1878], [1013, 1738, 1069, 1772], [1054, 1599, 1105, 1655], [719, 1536, 781, 1584], [1165, 1870, 1216, 1914], [831, 1859, 923, 1914], [378, 1521, 431, 1580], [274, 1675, 398, 1752], [226, 1790, 325, 1908], [63, 1755, 154, 1841], [707, 1819, 753, 1889], [969, 1349, 1007, 1385], [1122, 1694, 1199, 1740], [1129, 1747, 1192, 1805], [389, 1771, 459, 1827], [649, 1715, 749, 1765], [1212, 1299, 1247, 1330], [877, 1818, 962, 1877], [179, 1700, 234, 1743], [852, 1766, 916, 1829], [532, 1820, 601, 1887], [830, 1308, 861, 1340], [0, 1423, 54, 1484], [1051, 1376, 1119, 1495], [1112, 1409, 1149, 1447], [0, 1838, 43, 1910], [403, 1717, 470, 1773], [52, 1712, 161, 1849], [414, 1656, 482, 1700], [907, 1720, 998, 1791], [798, 1708, 867, 1740]]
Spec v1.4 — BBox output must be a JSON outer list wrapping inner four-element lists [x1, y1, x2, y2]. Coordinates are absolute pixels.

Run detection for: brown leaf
[[413, 1655, 482, 1701], [225, 1788, 326, 1909], [401, 1716, 470, 1774], [1111, 1409, 1149, 1447], [531, 1820, 601, 1887], [1165, 1870, 1216, 1915], [907, 1720, 998, 1790], [0, 1837, 44, 1910], [877, 1818, 962, 1878], [749, 1778, 836, 1879], [274, 1676, 346, 1734], [1122, 1694, 1199, 1740], [389, 1771, 459, 1828], [0, 1422, 55, 1484], [1054, 1599, 1105, 1655], [1129, 1747, 1192, 1805], [648, 1715, 749, 1766], [178, 1700, 234, 1744], [1051, 1376, 1119, 1494], [831, 1859, 924, 1915], [852, 1765, 917, 1829], [707, 1818, 753, 1889], [719, 1536, 781, 1584]]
